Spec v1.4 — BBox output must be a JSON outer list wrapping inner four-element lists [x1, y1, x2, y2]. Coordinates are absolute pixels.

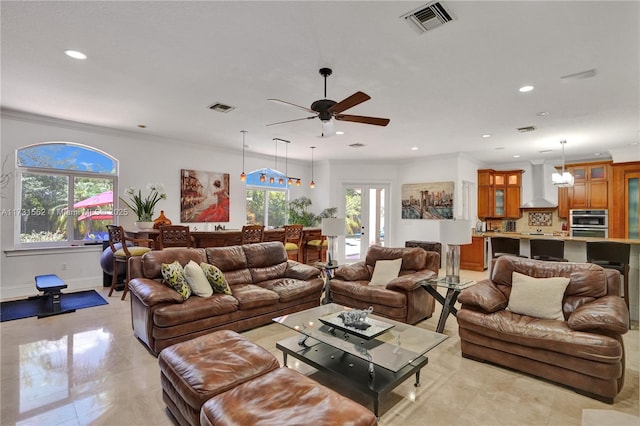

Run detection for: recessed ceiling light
[[594, 152, 601, 156], [411, 147, 419, 151], [519, 85, 534, 93], [536, 111, 550, 116], [481, 134, 492, 138], [631, 142, 639, 146], [336, 131, 344, 135], [495, 147, 504, 150], [539, 149, 552, 154], [64, 50, 87, 60], [513, 154, 521, 158]]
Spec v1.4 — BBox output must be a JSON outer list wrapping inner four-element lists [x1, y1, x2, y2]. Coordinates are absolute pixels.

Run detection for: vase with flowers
[[121, 184, 167, 230]]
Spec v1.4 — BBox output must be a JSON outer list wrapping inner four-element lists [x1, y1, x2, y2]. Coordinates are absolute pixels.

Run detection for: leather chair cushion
[[330, 279, 406, 308], [231, 284, 279, 310], [200, 367, 377, 426], [159, 330, 279, 413]]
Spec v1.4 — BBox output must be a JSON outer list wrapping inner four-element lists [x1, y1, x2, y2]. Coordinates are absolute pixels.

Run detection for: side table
[[315, 262, 339, 305], [421, 278, 475, 333]]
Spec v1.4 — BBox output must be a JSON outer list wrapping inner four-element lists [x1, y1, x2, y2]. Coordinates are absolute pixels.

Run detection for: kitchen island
[[478, 231, 639, 322]]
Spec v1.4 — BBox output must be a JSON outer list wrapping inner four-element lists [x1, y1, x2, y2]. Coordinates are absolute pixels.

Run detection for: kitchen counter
[[475, 230, 640, 245]]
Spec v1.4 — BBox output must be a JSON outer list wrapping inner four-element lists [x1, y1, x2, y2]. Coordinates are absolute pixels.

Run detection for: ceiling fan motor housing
[[311, 99, 337, 121]]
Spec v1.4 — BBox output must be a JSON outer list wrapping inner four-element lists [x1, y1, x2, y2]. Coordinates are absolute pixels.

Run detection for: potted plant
[[288, 197, 337, 226], [121, 184, 167, 229]]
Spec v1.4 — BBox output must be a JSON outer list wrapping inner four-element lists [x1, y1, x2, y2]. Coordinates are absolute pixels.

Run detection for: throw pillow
[[200, 262, 232, 295], [184, 260, 213, 297], [161, 261, 192, 300], [370, 258, 403, 286], [506, 272, 570, 320]]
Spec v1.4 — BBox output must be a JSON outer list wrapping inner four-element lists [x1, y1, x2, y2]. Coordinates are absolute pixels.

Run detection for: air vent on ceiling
[[208, 102, 235, 113], [517, 126, 536, 133], [349, 143, 366, 148], [400, 2, 454, 34]]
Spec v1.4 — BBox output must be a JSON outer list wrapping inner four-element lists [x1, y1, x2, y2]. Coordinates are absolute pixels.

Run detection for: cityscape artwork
[[401, 182, 454, 219]]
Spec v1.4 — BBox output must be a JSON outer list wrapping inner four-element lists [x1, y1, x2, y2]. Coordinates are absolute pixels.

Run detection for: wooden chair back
[[284, 224, 304, 261], [241, 225, 264, 244], [159, 225, 192, 249]]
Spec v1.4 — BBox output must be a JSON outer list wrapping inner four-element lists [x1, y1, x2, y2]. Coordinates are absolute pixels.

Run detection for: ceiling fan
[[267, 68, 390, 134]]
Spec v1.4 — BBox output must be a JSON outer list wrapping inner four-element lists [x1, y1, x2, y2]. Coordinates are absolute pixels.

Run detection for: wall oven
[[570, 209, 608, 238]]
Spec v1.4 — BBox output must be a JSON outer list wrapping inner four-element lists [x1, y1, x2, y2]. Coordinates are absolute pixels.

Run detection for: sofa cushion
[[231, 284, 280, 310], [153, 294, 239, 327], [370, 258, 402, 286], [161, 261, 192, 300], [184, 260, 213, 297], [365, 245, 426, 271], [506, 272, 570, 320], [260, 277, 324, 303], [330, 279, 406, 308], [200, 262, 232, 295]]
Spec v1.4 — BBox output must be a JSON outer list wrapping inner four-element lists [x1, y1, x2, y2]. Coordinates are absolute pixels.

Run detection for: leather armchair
[[329, 245, 438, 324], [457, 255, 629, 403]]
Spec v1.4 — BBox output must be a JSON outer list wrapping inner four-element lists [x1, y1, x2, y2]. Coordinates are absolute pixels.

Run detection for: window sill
[[4, 245, 103, 257]]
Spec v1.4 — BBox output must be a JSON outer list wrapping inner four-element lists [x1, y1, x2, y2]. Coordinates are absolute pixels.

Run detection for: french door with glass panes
[[343, 183, 389, 262]]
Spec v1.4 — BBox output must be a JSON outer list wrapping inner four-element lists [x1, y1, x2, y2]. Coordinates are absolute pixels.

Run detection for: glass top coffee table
[[273, 303, 447, 417]]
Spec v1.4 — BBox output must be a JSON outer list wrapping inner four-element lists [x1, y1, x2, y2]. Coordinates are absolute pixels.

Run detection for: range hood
[[520, 163, 558, 209]]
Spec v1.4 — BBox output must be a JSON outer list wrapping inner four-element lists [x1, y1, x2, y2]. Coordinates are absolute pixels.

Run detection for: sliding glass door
[[343, 183, 389, 262]]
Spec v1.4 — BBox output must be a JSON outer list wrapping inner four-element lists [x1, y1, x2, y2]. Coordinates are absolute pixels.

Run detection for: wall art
[[401, 181, 454, 219], [180, 169, 230, 222]]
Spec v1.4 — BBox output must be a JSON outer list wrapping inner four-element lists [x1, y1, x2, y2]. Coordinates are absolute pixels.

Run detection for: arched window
[[245, 168, 289, 227], [15, 142, 118, 247]]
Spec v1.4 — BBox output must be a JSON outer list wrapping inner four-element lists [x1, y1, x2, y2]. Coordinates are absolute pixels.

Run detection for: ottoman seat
[[158, 330, 279, 425], [201, 367, 378, 426]]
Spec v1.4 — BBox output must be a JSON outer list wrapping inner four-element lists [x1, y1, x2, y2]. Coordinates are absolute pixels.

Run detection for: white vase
[[135, 221, 155, 230]]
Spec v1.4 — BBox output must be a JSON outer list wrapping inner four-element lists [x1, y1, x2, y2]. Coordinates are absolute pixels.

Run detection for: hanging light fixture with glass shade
[[552, 140, 574, 187], [239, 130, 247, 181], [245, 138, 299, 187], [310, 146, 316, 189]]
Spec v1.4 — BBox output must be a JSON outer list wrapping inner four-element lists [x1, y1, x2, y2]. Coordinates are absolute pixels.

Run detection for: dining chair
[[106, 225, 153, 300], [241, 224, 264, 244], [158, 225, 192, 249], [530, 239, 567, 262], [284, 224, 304, 262], [587, 241, 631, 313], [303, 229, 327, 264]]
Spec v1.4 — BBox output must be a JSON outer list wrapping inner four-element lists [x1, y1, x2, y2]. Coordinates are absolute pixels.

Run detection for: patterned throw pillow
[[161, 261, 192, 300], [200, 262, 232, 295]]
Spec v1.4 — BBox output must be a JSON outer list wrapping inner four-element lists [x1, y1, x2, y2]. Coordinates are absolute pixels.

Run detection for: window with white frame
[[14, 142, 118, 247], [244, 169, 289, 227]]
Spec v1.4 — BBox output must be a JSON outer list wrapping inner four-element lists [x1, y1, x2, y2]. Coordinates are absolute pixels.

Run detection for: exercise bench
[[33, 274, 75, 318]]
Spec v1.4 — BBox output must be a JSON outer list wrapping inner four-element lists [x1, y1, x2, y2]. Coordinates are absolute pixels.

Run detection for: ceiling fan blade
[[268, 99, 316, 114], [335, 114, 390, 126], [327, 91, 371, 114], [266, 116, 317, 127]]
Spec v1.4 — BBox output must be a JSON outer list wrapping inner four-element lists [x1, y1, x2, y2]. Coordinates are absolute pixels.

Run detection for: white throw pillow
[[370, 258, 403, 286], [184, 260, 213, 297], [506, 272, 570, 320]]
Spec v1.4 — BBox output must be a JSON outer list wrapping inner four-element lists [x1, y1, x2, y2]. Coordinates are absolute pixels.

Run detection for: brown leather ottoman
[[200, 367, 378, 426], [158, 330, 279, 426]]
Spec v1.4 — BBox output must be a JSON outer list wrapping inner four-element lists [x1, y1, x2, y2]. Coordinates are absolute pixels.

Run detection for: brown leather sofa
[[329, 245, 438, 324], [128, 241, 323, 355], [457, 255, 630, 403]]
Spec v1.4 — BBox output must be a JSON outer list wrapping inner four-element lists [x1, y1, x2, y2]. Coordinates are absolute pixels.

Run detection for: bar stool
[[530, 239, 568, 262], [587, 241, 631, 312], [490, 237, 524, 258]]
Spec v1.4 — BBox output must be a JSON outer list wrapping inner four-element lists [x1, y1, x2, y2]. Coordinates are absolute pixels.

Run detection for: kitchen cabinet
[[477, 169, 522, 219], [609, 161, 640, 238], [460, 236, 486, 271], [566, 162, 610, 210]]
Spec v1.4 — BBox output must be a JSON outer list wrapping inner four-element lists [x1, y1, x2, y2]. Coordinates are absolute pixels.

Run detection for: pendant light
[[310, 146, 316, 189], [239, 130, 247, 181], [270, 139, 277, 184], [286, 142, 292, 186], [551, 140, 574, 187]]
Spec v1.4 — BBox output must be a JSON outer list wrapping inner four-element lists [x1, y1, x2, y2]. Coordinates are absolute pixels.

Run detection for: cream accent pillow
[[184, 260, 213, 297], [506, 272, 570, 320], [370, 258, 402, 286]]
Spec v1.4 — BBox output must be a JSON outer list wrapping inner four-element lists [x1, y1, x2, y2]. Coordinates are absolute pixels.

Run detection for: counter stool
[[587, 241, 631, 312], [530, 239, 568, 262], [490, 237, 524, 258]]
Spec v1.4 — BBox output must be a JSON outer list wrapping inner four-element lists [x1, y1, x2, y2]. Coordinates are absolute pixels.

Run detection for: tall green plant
[[288, 197, 337, 226]]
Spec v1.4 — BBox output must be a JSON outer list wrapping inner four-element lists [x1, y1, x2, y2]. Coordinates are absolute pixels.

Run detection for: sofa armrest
[[457, 279, 508, 313], [285, 261, 321, 280], [568, 296, 630, 335], [334, 262, 370, 281], [129, 278, 183, 307], [386, 270, 437, 292]]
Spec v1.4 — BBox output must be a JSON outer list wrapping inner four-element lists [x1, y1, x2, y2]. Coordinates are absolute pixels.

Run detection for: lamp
[[240, 130, 247, 181], [552, 140, 574, 187], [439, 219, 472, 284], [322, 217, 344, 266], [310, 146, 316, 189]]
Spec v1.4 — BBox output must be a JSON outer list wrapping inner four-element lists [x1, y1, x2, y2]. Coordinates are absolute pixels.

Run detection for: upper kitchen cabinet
[[567, 161, 611, 210], [478, 169, 523, 219]]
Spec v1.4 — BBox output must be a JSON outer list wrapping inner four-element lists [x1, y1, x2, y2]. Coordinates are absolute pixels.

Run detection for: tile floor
[[1, 269, 638, 426]]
